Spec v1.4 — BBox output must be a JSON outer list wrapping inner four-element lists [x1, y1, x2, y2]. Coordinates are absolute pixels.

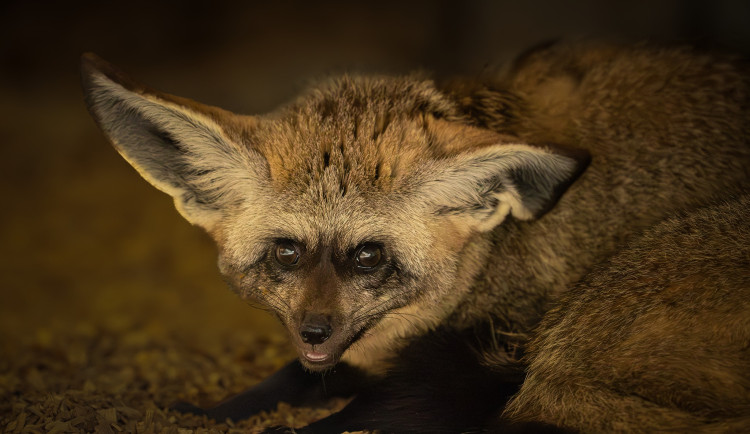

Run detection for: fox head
[[81, 54, 587, 371]]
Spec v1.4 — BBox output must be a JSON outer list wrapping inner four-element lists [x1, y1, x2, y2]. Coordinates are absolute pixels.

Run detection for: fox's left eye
[[355, 244, 383, 269]]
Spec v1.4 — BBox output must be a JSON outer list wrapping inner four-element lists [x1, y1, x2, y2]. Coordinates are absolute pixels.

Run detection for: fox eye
[[355, 244, 382, 269], [275, 242, 301, 267]]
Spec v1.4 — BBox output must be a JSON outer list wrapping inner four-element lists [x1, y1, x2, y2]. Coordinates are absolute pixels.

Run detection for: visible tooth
[[305, 351, 328, 361]]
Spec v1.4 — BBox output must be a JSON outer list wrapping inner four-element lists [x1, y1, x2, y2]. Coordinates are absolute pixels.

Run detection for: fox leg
[[171, 359, 370, 422], [272, 327, 526, 433]]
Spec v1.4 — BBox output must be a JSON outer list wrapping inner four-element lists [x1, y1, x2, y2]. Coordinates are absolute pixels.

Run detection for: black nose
[[299, 313, 332, 345]]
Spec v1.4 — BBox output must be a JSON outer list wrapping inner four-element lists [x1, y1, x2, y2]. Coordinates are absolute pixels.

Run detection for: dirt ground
[[2, 2, 749, 433]]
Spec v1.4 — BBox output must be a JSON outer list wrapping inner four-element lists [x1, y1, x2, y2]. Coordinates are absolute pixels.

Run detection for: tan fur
[[445, 43, 750, 333], [503, 194, 750, 432]]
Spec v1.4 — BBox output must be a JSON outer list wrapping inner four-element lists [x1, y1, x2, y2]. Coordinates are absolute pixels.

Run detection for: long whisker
[[351, 294, 398, 319], [246, 288, 292, 315]]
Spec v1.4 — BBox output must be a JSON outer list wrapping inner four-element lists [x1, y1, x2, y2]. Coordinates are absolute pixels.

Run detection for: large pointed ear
[[415, 123, 589, 233], [80, 53, 268, 231]]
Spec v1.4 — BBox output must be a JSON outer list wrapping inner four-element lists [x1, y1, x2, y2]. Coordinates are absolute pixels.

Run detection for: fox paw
[[261, 426, 297, 434], [169, 401, 208, 416]]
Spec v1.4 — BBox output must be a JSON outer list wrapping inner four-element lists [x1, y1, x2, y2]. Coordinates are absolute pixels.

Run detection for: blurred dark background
[[2, 0, 750, 352]]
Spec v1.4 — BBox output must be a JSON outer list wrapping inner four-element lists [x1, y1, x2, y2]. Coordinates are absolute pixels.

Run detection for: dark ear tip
[[80, 52, 100, 71], [556, 145, 591, 173], [575, 148, 592, 171], [80, 52, 113, 81], [80, 52, 114, 97], [79, 53, 141, 94], [544, 143, 591, 180], [569, 148, 591, 182], [527, 144, 591, 220]]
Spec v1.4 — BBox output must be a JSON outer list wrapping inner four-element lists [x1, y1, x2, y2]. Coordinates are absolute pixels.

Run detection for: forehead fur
[[249, 75, 462, 195], [214, 75, 470, 267]]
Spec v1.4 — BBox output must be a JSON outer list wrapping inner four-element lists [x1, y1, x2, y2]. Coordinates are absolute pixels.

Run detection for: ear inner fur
[[81, 56, 270, 231]]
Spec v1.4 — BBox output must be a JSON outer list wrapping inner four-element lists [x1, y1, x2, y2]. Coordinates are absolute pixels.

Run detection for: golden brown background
[[2, 1, 749, 432]]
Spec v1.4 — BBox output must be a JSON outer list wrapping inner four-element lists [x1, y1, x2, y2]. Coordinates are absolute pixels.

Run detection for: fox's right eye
[[274, 242, 301, 267]]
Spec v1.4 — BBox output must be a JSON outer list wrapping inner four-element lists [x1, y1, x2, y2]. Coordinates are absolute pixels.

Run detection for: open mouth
[[289, 319, 380, 370], [299, 348, 337, 370], [303, 350, 330, 363]]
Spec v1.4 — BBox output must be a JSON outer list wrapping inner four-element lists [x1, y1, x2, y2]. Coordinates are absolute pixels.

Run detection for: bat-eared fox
[[82, 42, 750, 432]]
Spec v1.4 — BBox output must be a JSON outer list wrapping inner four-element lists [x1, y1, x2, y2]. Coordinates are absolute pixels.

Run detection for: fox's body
[[505, 194, 750, 432], [82, 42, 750, 432], [446, 44, 750, 335]]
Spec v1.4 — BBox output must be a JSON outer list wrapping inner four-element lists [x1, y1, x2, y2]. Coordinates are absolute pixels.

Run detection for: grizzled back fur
[[443, 43, 750, 336], [503, 194, 750, 432]]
